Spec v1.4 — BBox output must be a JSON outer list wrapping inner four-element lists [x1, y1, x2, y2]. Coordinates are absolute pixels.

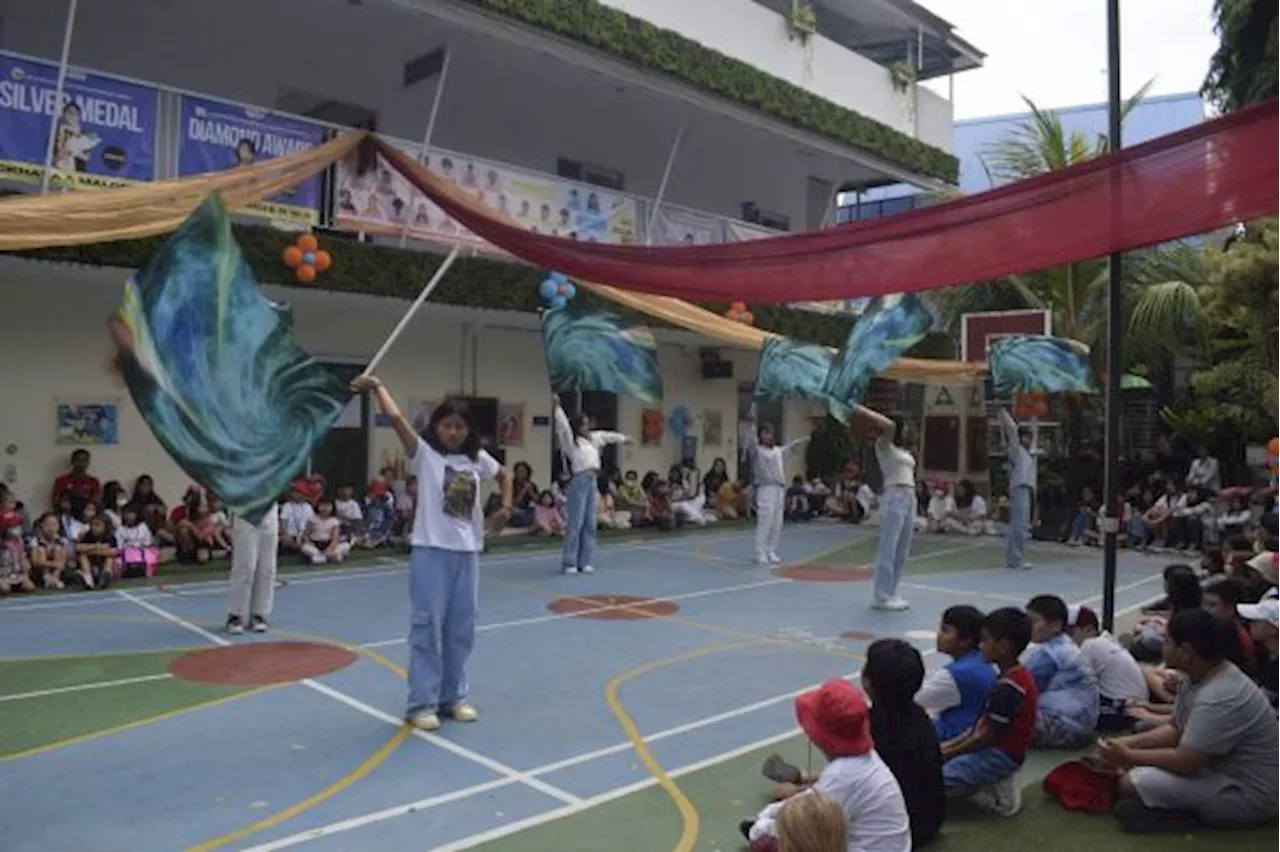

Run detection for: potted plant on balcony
[[888, 60, 917, 94], [786, 1, 817, 43]]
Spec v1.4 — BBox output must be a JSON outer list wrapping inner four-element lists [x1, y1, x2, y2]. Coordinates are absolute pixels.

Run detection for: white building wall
[[599, 0, 952, 151], [0, 267, 808, 511]]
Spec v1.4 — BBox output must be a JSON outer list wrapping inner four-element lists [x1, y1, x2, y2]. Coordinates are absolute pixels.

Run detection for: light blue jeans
[[1007, 485, 1032, 569], [873, 485, 917, 602], [407, 545, 479, 715], [562, 471, 598, 569]]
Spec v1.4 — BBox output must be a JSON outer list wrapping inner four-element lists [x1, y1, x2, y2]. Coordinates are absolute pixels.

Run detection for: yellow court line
[[0, 685, 277, 765], [183, 723, 414, 852], [604, 640, 766, 852]]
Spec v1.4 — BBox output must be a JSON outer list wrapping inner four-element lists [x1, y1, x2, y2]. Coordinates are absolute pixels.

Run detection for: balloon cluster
[[725, 300, 755, 325], [282, 234, 332, 284], [538, 271, 577, 309]]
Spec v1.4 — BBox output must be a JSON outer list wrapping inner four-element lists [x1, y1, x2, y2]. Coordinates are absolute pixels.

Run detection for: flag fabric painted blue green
[[540, 307, 663, 403], [823, 293, 932, 422], [754, 337, 834, 404], [988, 334, 1096, 395], [111, 195, 350, 523]]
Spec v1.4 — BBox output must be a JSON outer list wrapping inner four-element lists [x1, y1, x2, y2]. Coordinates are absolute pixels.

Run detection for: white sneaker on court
[[580, 565, 595, 574], [767, 553, 782, 564], [871, 596, 910, 612], [407, 710, 441, 731]]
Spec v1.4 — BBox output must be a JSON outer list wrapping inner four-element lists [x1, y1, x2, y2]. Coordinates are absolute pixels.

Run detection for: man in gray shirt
[[1099, 609, 1279, 832]]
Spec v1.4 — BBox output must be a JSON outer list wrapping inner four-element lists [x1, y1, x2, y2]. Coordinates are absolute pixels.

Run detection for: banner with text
[[177, 95, 327, 226], [650, 206, 724, 246], [0, 53, 157, 190], [335, 142, 640, 250]]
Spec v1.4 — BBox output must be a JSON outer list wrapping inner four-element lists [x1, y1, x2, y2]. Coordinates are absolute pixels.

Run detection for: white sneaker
[[767, 552, 782, 564], [970, 774, 1022, 816], [871, 596, 910, 612], [407, 710, 441, 731], [562, 566, 579, 575], [580, 565, 595, 574], [447, 702, 479, 723]]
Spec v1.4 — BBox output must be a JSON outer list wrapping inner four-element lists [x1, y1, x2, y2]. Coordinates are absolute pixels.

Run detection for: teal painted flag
[[824, 293, 932, 422], [988, 335, 1096, 395], [541, 307, 663, 403], [754, 337, 834, 404], [110, 195, 351, 524]]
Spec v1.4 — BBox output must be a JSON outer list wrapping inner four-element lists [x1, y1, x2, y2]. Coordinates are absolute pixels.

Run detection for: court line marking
[[0, 672, 173, 703], [248, 572, 1168, 850], [359, 576, 791, 648], [0, 685, 276, 765], [114, 590, 582, 807]]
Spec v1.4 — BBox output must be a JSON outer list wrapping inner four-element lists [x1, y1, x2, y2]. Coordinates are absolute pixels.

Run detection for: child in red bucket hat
[[742, 680, 911, 852]]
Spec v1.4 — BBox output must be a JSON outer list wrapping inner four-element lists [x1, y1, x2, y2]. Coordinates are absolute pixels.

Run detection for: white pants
[[229, 515, 278, 620], [754, 484, 785, 561], [301, 540, 351, 563]]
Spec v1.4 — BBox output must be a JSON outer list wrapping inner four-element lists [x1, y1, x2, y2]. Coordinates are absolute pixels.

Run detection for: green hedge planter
[[7, 223, 857, 347], [458, 0, 958, 182]]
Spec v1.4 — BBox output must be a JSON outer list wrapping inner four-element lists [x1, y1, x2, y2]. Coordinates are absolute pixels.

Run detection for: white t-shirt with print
[[411, 438, 501, 553]]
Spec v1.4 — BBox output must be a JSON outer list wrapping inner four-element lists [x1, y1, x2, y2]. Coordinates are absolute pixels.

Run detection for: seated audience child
[[169, 486, 204, 558], [940, 607, 1038, 817], [922, 481, 955, 533], [702, 458, 730, 507], [1238, 550, 1278, 602], [360, 480, 396, 548], [1066, 486, 1101, 546], [785, 476, 811, 522], [1201, 577, 1258, 678], [100, 480, 126, 530], [334, 484, 364, 538], [509, 462, 539, 528], [862, 639, 945, 847], [394, 475, 417, 539], [115, 504, 160, 578], [533, 490, 567, 536], [1140, 479, 1184, 549], [714, 477, 742, 520], [126, 474, 168, 534], [279, 486, 315, 552], [1127, 564, 1204, 662], [1065, 604, 1147, 731], [29, 512, 70, 589], [1100, 609, 1279, 832], [669, 465, 708, 526], [644, 480, 677, 531], [1236, 596, 1278, 707], [0, 513, 34, 595], [945, 480, 991, 536], [615, 469, 648, 517], [596, 487, 631, 530], [1171, 487, 1213, 553], [746, 680, 911, 852], [1217, 496, 1251, 540], [916, 605, 997, 741], [75, 514, 117, 588], [775, 793, 848, 852], [1024, 594, 1100, 746], [65, 500, 98, 544], [300, 498, 349, 565]]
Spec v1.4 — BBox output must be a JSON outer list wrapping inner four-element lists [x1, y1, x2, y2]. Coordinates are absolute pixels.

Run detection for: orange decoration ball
[[296, 233, 319, 253], [313, 250, 332, 272], [295, 264, 317, 284], [283, 246, 303, 268]]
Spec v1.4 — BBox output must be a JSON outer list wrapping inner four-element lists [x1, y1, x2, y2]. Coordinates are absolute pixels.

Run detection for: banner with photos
[[335, 141, 640, 250], [650, 206, 723, 245], [0, 52, 158, 190], [177, 95, 327, 226]]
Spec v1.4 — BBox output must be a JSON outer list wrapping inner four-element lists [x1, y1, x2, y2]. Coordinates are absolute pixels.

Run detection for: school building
[[0, 0, 984, 508]]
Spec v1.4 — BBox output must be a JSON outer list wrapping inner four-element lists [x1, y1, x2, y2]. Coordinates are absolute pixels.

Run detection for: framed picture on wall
[[641, 408, 664, 446], [702, 409, 723, 446], [497, 402, 524, 447], [55, 400, 119, 446]]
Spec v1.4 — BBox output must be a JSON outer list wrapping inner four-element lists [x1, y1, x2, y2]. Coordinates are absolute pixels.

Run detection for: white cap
[[1237, 597, 1280, 627], [1245, 551, 1278, 586]]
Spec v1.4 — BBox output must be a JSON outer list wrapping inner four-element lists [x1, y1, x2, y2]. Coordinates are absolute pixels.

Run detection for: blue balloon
[[550, 295, 568, 309], [539, 278, 558, 300], [550, 271, 568, 284], [302, 251, 316, 265], [562, 282, 577, 300]]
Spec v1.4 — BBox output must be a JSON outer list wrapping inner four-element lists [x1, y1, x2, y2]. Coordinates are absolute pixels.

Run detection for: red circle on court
[[168, 641, 357, 686], [841, 629, 878, 641], [547, 594, 678, 620], [774, 564, 872, 582]]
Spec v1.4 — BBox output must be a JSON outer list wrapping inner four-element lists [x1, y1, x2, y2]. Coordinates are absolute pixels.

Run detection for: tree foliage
[[1204, 0, 1279, 111]]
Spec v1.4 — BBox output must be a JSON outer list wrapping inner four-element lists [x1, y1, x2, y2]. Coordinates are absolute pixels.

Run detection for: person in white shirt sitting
[[1185, 447, 1222, 494], [944, 480, 993, 536], [1217, 496, 1252, 539], [921, 481, 956, 534], [1172, 487, 1214, 553], [1140, 479, 1185, 550], [1067, 604, 1148, 732], [278, 486, 315, 553], [553, 398, 632, 575]]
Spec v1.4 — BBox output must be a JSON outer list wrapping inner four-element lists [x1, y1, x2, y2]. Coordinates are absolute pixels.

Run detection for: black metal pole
[[1101, 0, 1123, 631]]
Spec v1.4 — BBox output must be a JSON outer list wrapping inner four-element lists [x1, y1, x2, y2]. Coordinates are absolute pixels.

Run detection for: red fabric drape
[[375, 100, 1278, 304]]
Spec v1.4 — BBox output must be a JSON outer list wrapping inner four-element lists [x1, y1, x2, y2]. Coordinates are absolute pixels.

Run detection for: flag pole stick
[[40, 0, 79, 194], [361, 245, 459, 377]]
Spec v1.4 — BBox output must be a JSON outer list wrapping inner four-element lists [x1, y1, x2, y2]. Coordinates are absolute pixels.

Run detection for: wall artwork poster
[[56, 401, 119, 446]]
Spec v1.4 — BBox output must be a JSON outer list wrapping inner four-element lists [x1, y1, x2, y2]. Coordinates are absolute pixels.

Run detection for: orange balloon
[[313, 250, 332, 272], [296, 233, 319, 253], [282, 245, 303, 267], [1268, 436, 1279, 472], [295, 264, 317, 284]]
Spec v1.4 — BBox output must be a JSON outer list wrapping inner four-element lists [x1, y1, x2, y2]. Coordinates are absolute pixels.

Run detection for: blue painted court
[[0, 523, 1177, 851]]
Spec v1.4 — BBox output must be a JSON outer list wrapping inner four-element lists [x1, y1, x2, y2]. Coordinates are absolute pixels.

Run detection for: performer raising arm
[[852, 407, 917, 611], [553, 398, 631, 575], [999, 408, 1037, 571], [353, 375, 511, 731], [743, 406, 811, 566]]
